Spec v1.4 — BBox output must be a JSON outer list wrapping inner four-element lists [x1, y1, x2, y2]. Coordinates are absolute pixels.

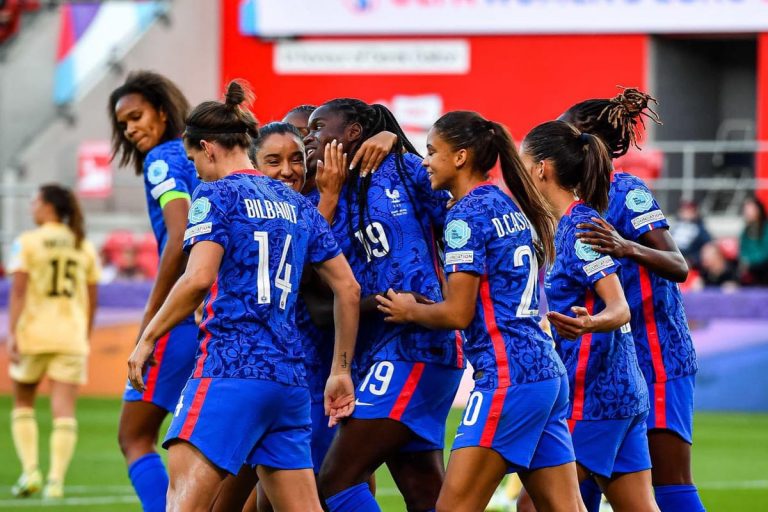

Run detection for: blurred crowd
[[674, 196, 768, 290]]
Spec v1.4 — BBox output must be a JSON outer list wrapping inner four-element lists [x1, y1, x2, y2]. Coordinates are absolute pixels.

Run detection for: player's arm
[[86, 284, 98, 339], [7, 271, 28, 364], [135, 197, 190, 342], [547, 274, 630, 340], [349, 131, 398, 176], [577, 217, 688, 283], [376, 271, 479, 330], [128, 241, 222, 391], [314, 254, 361, 426]]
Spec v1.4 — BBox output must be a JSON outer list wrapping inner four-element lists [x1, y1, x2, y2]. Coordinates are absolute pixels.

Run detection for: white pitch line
[[0, 485, 133, 494], [697, 480, 768, 490], [0, 495, 138, 507]]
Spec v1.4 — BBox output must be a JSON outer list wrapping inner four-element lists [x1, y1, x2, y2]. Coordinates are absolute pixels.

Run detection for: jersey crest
[[445, 219, 471, 249], [147, 159, 169, 185], [625, 188, 654, 213], [189, 197, 211, 224], [574, 239, 600, 261]]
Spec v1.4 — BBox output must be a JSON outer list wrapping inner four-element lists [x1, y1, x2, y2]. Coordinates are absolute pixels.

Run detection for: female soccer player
[[376, 111, 585, 512], [519, 120, 657, 512], [7, 184, 100, 499], [127, 81, 360, 512], [304, 99, 464, 512], [561, 89, 705, 512], [109, 71, 199, 511]]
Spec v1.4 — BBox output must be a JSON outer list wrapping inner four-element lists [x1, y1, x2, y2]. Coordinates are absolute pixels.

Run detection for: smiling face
[[255, 133, 306, 193], [304, 105, 357, 175], [114, 93, 168, 154], [422, 128, 461, 191]]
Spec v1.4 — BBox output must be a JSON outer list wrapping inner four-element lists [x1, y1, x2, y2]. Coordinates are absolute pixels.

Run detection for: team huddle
[[7, 70, 705, 512]]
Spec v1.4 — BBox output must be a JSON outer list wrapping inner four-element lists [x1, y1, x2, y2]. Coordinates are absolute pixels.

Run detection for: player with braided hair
[[304, 98, 464, 512], [561, 88, 704, 512]]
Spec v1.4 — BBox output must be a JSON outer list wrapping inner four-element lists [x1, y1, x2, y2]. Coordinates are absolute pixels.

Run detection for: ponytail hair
[[184, 80, 259, 150], [39, 184, 85, 249], [523, 120, 612, 213], [433, 111, 556, 264], [560, 87, 662, 158]]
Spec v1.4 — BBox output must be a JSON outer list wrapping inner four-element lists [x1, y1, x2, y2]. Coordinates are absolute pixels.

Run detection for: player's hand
[[324, 373, 355, 427], [351, 131, 397, 177], [376, 288, 418, 323], [546, 307, 595, 340], [7, 334, 20, 365], [576, 217, 632, 258], [194, 302, 204, 326], [395, 290, 435, 305], [316, 140, 348, 198], [127, 337, 157, 392]]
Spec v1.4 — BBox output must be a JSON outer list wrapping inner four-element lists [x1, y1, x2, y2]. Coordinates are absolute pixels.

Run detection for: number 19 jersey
[[183, 171, 341, 385]]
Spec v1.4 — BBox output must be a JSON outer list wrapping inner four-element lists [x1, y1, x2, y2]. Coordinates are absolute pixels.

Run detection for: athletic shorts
[[646, 374, 695, 444], [570, 411, 652, 479], [352, 360, 463, 452], [123, 322, 198, 413], [310, 399, 337, 473], [453, 374, 575, 474], [10, 352, 87, 385], [164, 377, 313, 475]]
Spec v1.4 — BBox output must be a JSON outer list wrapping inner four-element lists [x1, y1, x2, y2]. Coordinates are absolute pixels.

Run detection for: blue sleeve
[[443, 204, 486, 275], [305, 201, 342, 264], [568, 217, 620, 287], [183, 182, 230, 252], [406, 154, 450, 229], [615, 177, 669, 240], [144, 146, 195, 208]]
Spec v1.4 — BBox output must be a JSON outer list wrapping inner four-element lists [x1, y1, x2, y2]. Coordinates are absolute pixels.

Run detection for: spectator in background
[[671, 200, 711, 270], [695, 242, 739, 290], [739, 196, 768, 285]]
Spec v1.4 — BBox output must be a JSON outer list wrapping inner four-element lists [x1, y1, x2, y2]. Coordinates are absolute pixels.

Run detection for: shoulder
[[144, 140, 188, 181], [612, 172, 656, 207], [569, 202, 600, 227]]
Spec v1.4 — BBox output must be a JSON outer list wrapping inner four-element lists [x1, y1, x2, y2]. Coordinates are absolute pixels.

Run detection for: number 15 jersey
[[7, 223, 101, 356], [183, 171, 341, 385]]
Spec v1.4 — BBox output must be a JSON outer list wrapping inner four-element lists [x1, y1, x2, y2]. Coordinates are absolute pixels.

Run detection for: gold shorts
[[9, 353, 87, 385]]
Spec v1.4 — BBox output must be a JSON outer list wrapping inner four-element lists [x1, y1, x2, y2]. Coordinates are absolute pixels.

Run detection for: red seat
[[614, 149, 663, 183]]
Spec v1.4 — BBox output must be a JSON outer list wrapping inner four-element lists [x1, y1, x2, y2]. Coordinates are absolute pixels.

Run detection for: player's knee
[[516, 490, 537, 512], [117, 423, 155, 459]]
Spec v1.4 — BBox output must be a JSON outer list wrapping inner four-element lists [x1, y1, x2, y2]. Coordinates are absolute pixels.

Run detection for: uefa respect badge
[[188, 197, 211, 224], [445, 219, 471, 249]]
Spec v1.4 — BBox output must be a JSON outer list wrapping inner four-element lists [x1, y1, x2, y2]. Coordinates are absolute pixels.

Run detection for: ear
[[345, 122, 363, 143], [538, 160, 549, 181], [454, 148, 468, 169], [158, 108, 168, 125], [200, 140, 214, 161]]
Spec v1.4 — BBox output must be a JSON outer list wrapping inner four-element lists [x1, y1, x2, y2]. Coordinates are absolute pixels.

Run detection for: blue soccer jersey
[[342, 153, 462, 370], [443, 183, 565, 389], [182, 171, 341, 385], [544, 201, 649, 420], [605, 172, 698, 384], [143, 139, 200, 254]]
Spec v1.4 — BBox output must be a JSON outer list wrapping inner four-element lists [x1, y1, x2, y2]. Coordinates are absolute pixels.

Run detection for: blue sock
[[128, 453, 168, 512], [654, 484, 706, 512], [326, 482, 381, 512], [579, 478, 602, 512]]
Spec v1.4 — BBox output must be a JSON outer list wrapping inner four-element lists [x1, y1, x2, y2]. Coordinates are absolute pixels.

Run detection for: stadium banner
[[274, 40, 469, 74], [240, 0, 768, 37], [77, 141, 113, 199]]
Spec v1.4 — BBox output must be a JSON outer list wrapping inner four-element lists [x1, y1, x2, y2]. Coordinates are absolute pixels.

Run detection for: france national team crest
[[445, 219, 471, 249], [574, 239, 600, 262], [188, 197, 211, 224], [625, 189, 654, 213], [147, 160, 169, 185]]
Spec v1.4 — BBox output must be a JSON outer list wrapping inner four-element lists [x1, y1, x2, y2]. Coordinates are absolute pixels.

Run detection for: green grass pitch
[[0, 397, 766, 511]]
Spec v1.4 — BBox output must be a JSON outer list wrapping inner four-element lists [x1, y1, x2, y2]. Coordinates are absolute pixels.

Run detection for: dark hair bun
[[224, 80, 250, 109]]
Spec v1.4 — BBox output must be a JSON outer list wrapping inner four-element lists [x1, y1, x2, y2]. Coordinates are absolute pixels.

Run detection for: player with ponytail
[[378, 111, 585, 512], [518, 120, 658, 512]]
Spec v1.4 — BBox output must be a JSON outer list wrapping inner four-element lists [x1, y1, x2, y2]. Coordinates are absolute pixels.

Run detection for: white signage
[[274, 40, 469, 74], [242, 0, 768, 36]]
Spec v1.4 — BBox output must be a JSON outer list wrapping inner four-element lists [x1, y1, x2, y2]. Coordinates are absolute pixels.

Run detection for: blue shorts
[[310, 399, 337, 473], [164, 378, 313, 475], [647, 374, 695, 444], [353, 360, 463, 452], [570, 411, 651, 479], [123, 322, 198, 413], [453, 374, 575, 473]]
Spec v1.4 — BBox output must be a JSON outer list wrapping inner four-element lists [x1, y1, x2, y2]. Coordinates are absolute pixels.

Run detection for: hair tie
[[185, 124, 248, 137], [578, 132, 591, 145]]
